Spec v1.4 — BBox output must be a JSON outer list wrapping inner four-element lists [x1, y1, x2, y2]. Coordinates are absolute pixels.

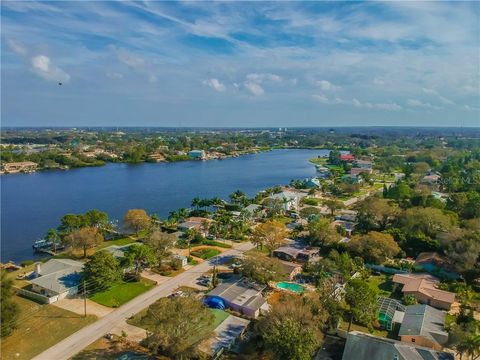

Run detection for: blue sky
[[1, 1, 479, 127]]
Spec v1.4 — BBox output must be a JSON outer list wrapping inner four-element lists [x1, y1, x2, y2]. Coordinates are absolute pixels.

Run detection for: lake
[[1, 149, 326, 262]]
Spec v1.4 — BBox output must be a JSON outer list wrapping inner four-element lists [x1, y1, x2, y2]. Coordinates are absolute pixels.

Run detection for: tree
[[241, 254, 286, 285], [1, 271, 19, 337], [299, 206, 321, 220], [347, 231, 400, 264], [308, 218, 341, 247], [82, 251, 121, 291], [65, 227, 104, 258], [45, 228, 62, 253], [122, 244, 157, 275], [58, 213, 85, 235], [345, 279, 378, 331], [145, 230, 177, 266], [141, 297, 215, 359], [400, 207, 455, 239], [356, 198, 399, 232], [251, 220, 288, 256], [255, 295, 324, 360], [84, 209, 109, 229], [323, 199, 344, 216], [124, 209, 151, 235]]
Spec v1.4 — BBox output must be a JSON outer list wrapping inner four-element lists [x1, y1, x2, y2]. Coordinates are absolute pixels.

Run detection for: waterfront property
[[20, 259, 83, 304], [392, 273, 455, 310], [1, 161, 38, 174], [204, 278, 268, 318], [188, 149, 206, 159]]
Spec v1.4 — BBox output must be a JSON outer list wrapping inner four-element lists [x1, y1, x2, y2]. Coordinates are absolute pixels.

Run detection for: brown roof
[[392, 273, 455, 304]]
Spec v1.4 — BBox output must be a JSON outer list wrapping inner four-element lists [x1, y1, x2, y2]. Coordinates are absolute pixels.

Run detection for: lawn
[[1, 296, 96, 360], [339, 320, 388, 338], [191, 248, 221, 260], [367, 274, 395, 297], [98, 237, 137, 249], [90, 278, 156, 307]]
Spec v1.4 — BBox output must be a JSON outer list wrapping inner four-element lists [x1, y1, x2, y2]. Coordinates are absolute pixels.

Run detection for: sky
[[1, 1, 479, 127]]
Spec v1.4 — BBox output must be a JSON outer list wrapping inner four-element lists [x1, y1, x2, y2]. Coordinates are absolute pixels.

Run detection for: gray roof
[[342, 331, 454, 360], [31, 259, 83, 295], [244, 204, 262, 214], [399, 305, 449, 347], [207, 279, 265, 310], [209, 315, 250, 354]]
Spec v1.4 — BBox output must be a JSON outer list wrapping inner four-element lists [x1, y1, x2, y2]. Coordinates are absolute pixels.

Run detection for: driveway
[[32, 242, 254, 360], [53, 298, 113, 318]]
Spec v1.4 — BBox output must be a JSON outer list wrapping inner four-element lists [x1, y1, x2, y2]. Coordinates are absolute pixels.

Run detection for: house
[[148, 153, 166, 162], [315, 165, 331, 178], [273, 246, 318, 263], [188, 149, 206, 159], [331, 220, 356, 237], [178, 217, 211, 233], [342, 331, 454, 360], [350, 167, 373, 176], [340, 154, 355, 162], [399, 304, 449, 350], [341, 174, 362, 184], [278, 260, 303, 280], [421, 174, 441, 188], [414, 252, 460, 280], [266, 190, 302, 211], [354, 160, 373, 169], [1, 161, 38, 174], [22, 259, 83, 303], [204, 278, 268, 318], [304, 177, 321, 189], [392, 273, 455, 310], [243, 204, 265, 219]]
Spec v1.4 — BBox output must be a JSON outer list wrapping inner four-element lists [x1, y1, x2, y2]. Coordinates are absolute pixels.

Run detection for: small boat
[[32, 238, 53, 251]]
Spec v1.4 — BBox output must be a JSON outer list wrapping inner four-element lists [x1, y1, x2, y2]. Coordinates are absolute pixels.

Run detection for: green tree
[[0, 271, 19, 338], [82, 251, 121, 291], [308, 217, 341, 247], [255, 295, 324, 360], [356, 198, 399, 232], [45, 228, 62, 253], [347, 231, 400, 264], [251, 220, 288, 256], [141, 297, 215, 359], [323, 199, 344, 217], [122, 244, 157, 275], [345, 279, 378, 331], [145, 230, 177, 266], [84, 209, 109, 229], [241, 254, 286, 285]]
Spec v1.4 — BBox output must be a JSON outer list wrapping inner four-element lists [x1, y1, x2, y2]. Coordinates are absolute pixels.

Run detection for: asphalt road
[[32, 242, 253, 360]]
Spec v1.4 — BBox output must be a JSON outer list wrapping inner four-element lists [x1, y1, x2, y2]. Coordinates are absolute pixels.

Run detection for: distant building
[[399, 304, 449, 350], [315, 165, 331, 178], [353, 160, 373, 169], [266, 190, 303, 211], [342, 331, 454, 360], [304, 177, 321, 188], [172, 254, 188, 267], [188, 150, 206, 159], [392, 273, 455, 310], [1, 161, 38, 174], [350, 167, 372, 176], [340, 154, 355, 162]]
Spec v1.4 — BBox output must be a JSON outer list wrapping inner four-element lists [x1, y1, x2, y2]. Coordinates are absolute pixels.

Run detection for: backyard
[[366, 274, 395, 298], [89, 278, 156, 307], [191, 248, 222, 260], [1, 296, 96, 360]]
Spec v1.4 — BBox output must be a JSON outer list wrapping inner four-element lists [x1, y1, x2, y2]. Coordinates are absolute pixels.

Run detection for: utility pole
[[83, 280, 87, 318]]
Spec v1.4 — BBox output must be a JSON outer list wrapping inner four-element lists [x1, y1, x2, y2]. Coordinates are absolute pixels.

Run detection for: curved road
[[33, 242, 253, 360]]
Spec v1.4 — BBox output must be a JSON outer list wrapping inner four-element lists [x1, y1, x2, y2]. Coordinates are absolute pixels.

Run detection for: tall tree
[[241, 253, 286, 285], [344, 279, 378, 331], [0, 271, 19, 338], [145, 230, 177, 266], [308, 217, 341, 247], [122, 244, 157, 275], [251, 220, 288, 256], [347, 231, 400, 264], [45, 228, 62, 253], [323, 199, 344, 217], [124, 209, 151, 235], [82, 251, 121, 291], [356, 198, 399, 231], [65, 227, 104, 258], [141, 297, 215, 360]]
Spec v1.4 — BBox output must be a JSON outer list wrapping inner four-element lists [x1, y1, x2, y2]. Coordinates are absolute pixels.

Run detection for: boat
[[32, 238, 53, 251]]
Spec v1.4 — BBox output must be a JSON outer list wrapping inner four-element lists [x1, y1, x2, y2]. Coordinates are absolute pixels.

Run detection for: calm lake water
[[1, 149, 326, 262]]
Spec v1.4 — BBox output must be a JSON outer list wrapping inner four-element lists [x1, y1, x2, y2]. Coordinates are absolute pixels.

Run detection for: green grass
[[1, 296, 96, 360], [367, 274, 395, 297], [272, 215, 293, 224], [202, 240, 232, 248], [303, 197, 321, 206], [309, 157, 327, 166], [211, 309, 229, 328], [98, 237, 137, 249], [90, 278, 155, 307], [191, 248, 221, 260], [339, 320, 388, 337]]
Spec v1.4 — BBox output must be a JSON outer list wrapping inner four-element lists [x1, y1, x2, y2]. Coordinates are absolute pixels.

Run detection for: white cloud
[[422, 87, 438, 95], [463, 105, 480, 111], [422, 88, 455, 105], [244, 81, 264, 96], [31, 55, 70, 83], [106, 72, 124, 79], [407, 98, 442, 110], [7, 39, 28, 56], [246, 73, 282, 83], [316, 80, 340, 91], [202, 78, 226, 92], [313, 94, 401, 111], [373, 78, 385, 85], [148, 74, 158, 83], [438, 95, 454, 105]]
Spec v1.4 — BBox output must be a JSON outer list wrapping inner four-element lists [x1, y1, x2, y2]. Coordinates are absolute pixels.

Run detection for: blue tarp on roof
[[204, 296, 226, 310]]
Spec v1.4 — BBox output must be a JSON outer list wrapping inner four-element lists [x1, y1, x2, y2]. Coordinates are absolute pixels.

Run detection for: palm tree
[[177, 208, 189, 221], [46, 228, 61, 253], [191, 197, 201, 211]]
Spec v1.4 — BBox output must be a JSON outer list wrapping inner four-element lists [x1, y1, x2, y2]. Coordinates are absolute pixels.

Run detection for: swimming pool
[[276, 281, 305, 294]]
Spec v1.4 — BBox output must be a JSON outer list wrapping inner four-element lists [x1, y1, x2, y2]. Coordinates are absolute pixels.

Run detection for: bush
[[21, 260, 34, 267], [171, 258, 183, 271]]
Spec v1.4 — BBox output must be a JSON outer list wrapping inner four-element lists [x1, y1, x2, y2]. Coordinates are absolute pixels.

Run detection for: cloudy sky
[[1, 1, 479, 127]]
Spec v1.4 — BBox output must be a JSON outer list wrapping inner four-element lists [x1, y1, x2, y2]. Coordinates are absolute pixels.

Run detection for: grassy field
[[367, 274, 395, 297], [98, 237, 137, 249], [1, 296, 96, 360], [90, 278, 156, 307], [191, 248, 221, 260]]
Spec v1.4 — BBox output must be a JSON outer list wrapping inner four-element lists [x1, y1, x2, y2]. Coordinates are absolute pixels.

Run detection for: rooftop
[[207, 279, 266, 310], [392, 274, 455, 304], [30, 259, 83, 295]]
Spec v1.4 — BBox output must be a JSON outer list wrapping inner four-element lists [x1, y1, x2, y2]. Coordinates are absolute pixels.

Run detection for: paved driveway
[[53, 298, 113, 318], [32, 242, 254, 360]]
